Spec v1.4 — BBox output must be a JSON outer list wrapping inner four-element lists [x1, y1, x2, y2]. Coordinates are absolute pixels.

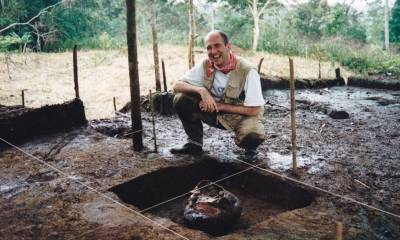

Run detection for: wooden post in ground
[[21, 89, 26, 107], [335, 222, 343, 240], [188, 0, 195, 69], [151, 23, 161, 92], [161, 59, 167, 92], [113, 97, 117, 113], [73, 45, 80, 99], [335, 68, 341, 81], [289, 58, 297, 172], [318, 58, 321, 79], [257, 57, 264, 74], [150, 90, 158, 152], [126, 0, 143, 151], [384, 0, 389, 51]]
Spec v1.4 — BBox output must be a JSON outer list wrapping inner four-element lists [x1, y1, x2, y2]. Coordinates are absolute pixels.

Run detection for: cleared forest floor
[[0, 44, 351, 119]]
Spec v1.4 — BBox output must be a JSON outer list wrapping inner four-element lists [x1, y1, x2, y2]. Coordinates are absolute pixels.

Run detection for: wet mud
[[0, 86, 399, 239]]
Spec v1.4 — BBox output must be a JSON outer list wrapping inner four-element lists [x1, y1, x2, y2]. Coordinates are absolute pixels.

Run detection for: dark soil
[[348, 74, 400, 90], [0, 86, 399, 239], [0, 98, 87, 148]]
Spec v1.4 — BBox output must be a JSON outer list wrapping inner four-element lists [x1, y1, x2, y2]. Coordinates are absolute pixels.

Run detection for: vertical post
[[211, 9, 215, 31], [126, 0, 143, 151], [289, 58, 297, 172], [257, 57, 264, 74], [305, 46, 308, 59], [161, 59, 167, 92], [151, 23, 161, 92], [113, 97, 117, 113], [318, 58, 321, 79], [21, 90, 25, 107], [335, 222, 343, 240], [384, 0, 389, 51], [335, 68, 345, 85], [73, 45, 79, 99], [150, 90, 158, 152], [188, 0, 195, 69]]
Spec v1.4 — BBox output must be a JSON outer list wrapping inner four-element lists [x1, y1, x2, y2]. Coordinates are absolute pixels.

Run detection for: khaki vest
[[202, 57, 264, 131]]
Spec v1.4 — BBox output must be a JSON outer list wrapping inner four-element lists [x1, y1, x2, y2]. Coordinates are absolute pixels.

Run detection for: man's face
[[205, 33, 231, 68]]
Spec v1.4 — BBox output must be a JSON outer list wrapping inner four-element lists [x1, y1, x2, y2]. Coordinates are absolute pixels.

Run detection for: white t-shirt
[[179, 62, 265, 107]]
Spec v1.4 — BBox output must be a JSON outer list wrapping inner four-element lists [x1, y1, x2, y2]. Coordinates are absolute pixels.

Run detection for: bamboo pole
[[149, 90, 157, 152], [73, 45, 79, 99], [335, 222, 343, 240], [126, 0, 143, 151], [161, 59, 167, 92], [289, 58, 297, 172]]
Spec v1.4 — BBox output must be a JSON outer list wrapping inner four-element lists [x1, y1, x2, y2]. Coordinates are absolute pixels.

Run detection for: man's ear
[[227, 43, 232, 49]]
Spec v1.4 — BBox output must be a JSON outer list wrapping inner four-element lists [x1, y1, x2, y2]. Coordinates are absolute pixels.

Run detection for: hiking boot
[[170, 143, 203, 155], [241, 149, 258, 163]]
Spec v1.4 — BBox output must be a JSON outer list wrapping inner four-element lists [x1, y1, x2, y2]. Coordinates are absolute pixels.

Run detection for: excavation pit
[[111, 158, 316, 236]]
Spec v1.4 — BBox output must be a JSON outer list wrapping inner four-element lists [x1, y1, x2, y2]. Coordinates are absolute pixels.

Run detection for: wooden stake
[[113, 97, 117, 113], [151, 23, 161, 92], [126, 0, 143, 151], [318, 58, 321, 79], [335, 222, 343, 240], [161, 58, 167, 92], [21, 89, 26, 107], [149, 90, 157, 152], [73, 45, 79, 99], [289, 58, 297, 172], [257, 57, 264, 74], [188, 0, 195, 69]]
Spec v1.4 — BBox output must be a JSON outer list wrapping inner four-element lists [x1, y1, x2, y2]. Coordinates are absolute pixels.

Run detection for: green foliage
[[0, 32, 31, 51], [390, 0, 400, 42], [0, 0, 398, 75], [292, 0, 366, 42]]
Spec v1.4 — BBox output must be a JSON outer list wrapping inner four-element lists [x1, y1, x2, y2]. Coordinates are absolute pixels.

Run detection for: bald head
[[204, 30, 229, 46]]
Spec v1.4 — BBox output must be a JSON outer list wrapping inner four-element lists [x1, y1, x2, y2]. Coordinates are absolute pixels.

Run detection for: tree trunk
[[152, 23, 161, 92], [251, 0, 259, 52], [188, 0, 195, 69], [384, 0, 390, 51], [126, 0, 143, 151]]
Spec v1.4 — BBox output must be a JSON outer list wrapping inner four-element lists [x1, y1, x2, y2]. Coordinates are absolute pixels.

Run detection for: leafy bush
[[0, 33, 31, 52]]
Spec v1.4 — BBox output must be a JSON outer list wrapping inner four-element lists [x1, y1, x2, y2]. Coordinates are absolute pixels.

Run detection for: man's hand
[[198, 88, 218, 112]]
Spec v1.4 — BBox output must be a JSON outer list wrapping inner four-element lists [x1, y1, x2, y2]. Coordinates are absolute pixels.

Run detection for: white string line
[[72, 164, 262, 240], [234, 158, 400, 219], [0, 137, 190, 240], [139, 162, 265, 213]]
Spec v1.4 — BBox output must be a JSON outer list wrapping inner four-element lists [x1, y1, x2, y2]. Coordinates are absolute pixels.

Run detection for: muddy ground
[[1, 86, 400, 240]]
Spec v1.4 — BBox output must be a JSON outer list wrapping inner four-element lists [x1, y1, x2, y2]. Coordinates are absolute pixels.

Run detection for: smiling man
[[171, 30, 265, 161]]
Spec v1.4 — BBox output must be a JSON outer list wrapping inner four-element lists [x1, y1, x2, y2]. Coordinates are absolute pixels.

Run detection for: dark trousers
[[173, 93, 265, 149]]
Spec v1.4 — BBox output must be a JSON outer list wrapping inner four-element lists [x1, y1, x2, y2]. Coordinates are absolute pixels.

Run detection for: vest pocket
[[225, 80, 241, 98]]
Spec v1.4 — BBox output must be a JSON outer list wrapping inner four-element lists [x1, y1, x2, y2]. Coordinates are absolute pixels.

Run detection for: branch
[[258, 0, 272, 17], [248, 4, 256, 18], [0, 1, 63, 34]]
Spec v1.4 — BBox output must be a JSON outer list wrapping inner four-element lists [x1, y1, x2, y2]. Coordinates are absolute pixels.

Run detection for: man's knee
[[173, 93, 200, 113], [235, 120, 265, 149]]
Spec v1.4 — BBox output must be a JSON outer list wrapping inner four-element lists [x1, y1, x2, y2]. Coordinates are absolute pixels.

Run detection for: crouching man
[[170, 30, 265, 161]]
